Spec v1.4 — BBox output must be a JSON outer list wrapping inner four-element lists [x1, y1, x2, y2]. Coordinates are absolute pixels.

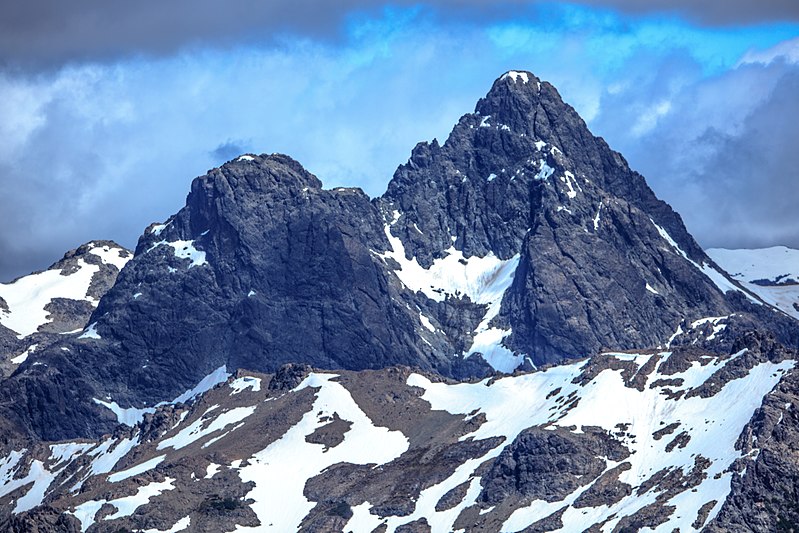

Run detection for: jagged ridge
[[0, 71, 795, 446]]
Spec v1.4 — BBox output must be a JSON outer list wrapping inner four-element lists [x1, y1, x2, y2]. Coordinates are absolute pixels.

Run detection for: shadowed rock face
[[97, 153, 444, 379], [0, 71, 795, 442], [479, 426, 630, 505]]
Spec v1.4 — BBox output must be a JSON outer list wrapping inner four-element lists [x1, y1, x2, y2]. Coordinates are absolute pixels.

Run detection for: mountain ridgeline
[[0, 71, 795, 444]]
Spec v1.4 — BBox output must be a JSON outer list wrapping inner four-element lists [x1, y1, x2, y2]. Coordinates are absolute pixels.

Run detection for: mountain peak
[[215, 152, 323, 193], [483, 70, 543, 101], [473, 70, 557, 139]]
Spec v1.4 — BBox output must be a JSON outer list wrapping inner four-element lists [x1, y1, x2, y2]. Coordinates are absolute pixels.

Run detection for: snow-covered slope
[[378, 210, 523, 372], [0, 242, 131, 338], [707, 246, 799, 320], [0, 331, 793, 532]]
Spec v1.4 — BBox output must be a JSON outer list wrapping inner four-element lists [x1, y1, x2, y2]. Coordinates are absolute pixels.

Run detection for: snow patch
[[49, 442, 94, 467], [78, 322, 101, 340], [708, 246, 799, 285], [501, 70, 530, 83], [172, 365, 229, 404], [147, 239, 207, 268], [108, 455, 166, 483], [0, 454, 57, 514], [560, 170, 581, 199], [708, 247, 799, 321], [235, 373, 409, 532], [690, 316, 730, 341], [70, 477, 175, 532], [534, 159, 554, 181], [204, 463, 221, 479], [149, 222, 169, 236], [69, 436, 140, 493], [157, 405, 256, 451], [139, 516, 191, 533], [378, 216, 522, 373], [89, 244, 131, 270], [419, 313, 436, 332], [93, 399, 155, 427], [593, 202, 603, 231], [0, 259, 100, 338], [230, 376, 262, 394], [10, 343, 37, 364], [93, 366, 229, 426]]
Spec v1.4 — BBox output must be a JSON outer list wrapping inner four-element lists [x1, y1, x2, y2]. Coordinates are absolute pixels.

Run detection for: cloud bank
[[592, 38, 799, 249], [3, 1, 798, 69], [0, 5, 797, 281]]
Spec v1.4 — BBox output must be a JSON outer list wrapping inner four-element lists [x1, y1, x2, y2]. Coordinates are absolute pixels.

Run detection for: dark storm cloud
[[4, 0, 374, 68], [2, 1, 798, 69], [211, 140, 250, 163]]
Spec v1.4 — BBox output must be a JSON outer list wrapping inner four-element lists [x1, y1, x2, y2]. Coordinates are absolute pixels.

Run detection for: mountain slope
[[378, 72, 758, 366], [0, 241, 130, 339], [0, 332, 794, 532]]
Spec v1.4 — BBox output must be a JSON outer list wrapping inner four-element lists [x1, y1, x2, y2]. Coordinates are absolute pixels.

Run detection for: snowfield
[[0, 244, 130, 338], [708, 246, 799, 321], [235, 373, 410, 531], [378, 210, 523, 372], [405, 352, 793, 532]]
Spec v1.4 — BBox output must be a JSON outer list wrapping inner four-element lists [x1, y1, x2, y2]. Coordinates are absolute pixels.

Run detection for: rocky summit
[[0, 71, 797, 532]]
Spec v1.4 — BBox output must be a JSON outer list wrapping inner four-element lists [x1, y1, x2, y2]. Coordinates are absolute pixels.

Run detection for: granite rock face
[[0, 71, 794, 443]]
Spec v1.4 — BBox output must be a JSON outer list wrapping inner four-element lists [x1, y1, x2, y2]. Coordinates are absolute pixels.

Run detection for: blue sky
[[1, 2, 798, 280]]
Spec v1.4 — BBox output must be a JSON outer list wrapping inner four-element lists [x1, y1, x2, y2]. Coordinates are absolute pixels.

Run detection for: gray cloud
[[0, 0, 347, 69], [211, 140, 251, 162], [697, 69, 799, 247], [591, 53, 799, 250], [2, 1, 798, 69]]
